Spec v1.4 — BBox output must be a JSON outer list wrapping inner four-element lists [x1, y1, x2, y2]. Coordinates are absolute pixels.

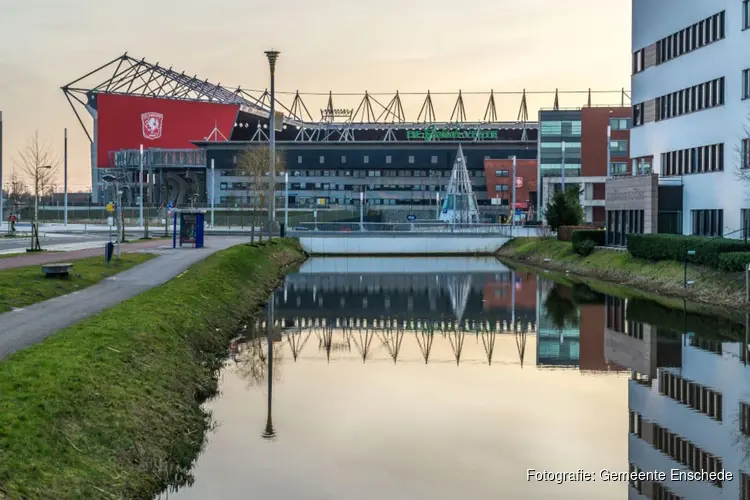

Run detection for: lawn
[[0, 240, 305, 500], [0, 253, 155, 313]]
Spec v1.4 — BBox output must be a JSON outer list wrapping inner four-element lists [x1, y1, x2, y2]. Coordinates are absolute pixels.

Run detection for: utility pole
[[64, 128, 68, 226], [284, 171, 289, 230]]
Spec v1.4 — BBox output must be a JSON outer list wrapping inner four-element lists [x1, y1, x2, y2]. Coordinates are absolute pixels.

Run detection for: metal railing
[[288, 221, 542, 237]]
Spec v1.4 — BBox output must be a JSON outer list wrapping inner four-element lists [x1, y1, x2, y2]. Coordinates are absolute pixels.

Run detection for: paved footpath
[[0, 237, 246, 360], [0, 239, 170, 270]]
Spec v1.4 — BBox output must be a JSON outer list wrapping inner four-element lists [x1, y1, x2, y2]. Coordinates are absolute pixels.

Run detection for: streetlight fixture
[[265, 50, 280, 236]]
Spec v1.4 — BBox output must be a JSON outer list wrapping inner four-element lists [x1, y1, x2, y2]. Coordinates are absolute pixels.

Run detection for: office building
[[631, 1, 748, 238], [537, 107, 631, 224]]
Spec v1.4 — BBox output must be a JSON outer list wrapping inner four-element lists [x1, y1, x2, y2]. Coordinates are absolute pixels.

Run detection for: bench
[[41, 263, 74, 277]]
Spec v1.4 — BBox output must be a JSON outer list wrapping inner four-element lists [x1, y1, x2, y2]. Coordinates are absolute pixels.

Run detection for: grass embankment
[[0, 239, 306, 500], [498, 238, 747, 309], [0, 254, 154, 313]]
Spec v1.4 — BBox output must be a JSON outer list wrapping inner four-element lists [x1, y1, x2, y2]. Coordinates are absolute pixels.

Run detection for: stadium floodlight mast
[[265, 49, 280, 236]]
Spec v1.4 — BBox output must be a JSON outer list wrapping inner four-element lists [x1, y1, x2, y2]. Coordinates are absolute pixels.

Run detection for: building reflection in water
[[604, 296, 750, 499]]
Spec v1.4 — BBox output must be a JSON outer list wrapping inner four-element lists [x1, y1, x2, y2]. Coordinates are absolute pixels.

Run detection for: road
[[0, 231, 155, 255], [0, 236, 245, 360]]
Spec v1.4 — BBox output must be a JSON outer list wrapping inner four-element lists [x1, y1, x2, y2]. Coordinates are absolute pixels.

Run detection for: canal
[[164, 257, 750, 500]]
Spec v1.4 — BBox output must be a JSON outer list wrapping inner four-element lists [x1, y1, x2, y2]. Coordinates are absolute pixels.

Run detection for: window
[[633, 49, 645, 74], [408, 155, 415, 164], [744, 69, 750, 99], [632, 103, 644, 127], [743, 209, 750, 239], [319, 156, 325, 164], [630, 411, 724, 487], [495, 170, 509, 177], [297, 155, 302, 164], [661, 143, 724, 176], [540, 121, 562, 136], [495, 184, 509, 192], [742, 473, 750, 500], [691, 209, 724, 236], [431, 155, 438, 164], [656, 11, 725, 65], [610, 162, 628, 176], [610, 140, 628, 155], [341, 155, 346, 164], [385, 155, 392, 164], [659, 371, 723, 421], [363, 155, 369, 164], [655, 77, 725, 121], [609, 118, 630, 130], [741, 403, 750, 435], [220, 182, 228, 190], [745, 0, 750, 30]]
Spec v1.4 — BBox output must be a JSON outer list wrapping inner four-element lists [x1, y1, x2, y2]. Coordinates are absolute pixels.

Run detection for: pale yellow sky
[[0, 0, 631, 191]]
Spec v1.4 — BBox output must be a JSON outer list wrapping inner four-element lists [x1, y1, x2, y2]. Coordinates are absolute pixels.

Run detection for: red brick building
[[483, 159, 538, 221], [538, 106, 631, 225]]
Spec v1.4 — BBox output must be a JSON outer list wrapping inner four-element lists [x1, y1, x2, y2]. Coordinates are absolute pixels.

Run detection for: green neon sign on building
[[406, 126, 499, 141]]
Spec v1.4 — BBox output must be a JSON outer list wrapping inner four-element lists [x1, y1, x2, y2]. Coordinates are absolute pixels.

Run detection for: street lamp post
[[139, 144, 144, 227], [265, 50, 280, 236], [511, 155, 517, 229], [210, 158, 216, 228], [284, 171, 289, 230], [64, 128, 68, 226]]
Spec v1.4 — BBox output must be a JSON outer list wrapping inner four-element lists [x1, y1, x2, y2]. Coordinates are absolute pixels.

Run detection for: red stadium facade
[[96, 94, 239, 167]]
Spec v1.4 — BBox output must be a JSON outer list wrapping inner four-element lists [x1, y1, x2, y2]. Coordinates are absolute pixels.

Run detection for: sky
[[0, 0, 631, 192]]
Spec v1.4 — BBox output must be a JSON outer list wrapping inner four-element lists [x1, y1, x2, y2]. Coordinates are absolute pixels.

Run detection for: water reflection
[[163, 257, 750, 500]]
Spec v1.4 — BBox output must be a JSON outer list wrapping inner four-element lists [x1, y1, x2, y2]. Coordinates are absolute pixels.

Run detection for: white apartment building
[[631, 0, 750, 238]]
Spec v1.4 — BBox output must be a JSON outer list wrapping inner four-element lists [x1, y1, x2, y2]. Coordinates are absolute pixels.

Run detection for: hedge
[[627, 234, 750, 268], [571, 229, 605, 247], [717, 252, 750, 272], [558, 225, 599, 242]]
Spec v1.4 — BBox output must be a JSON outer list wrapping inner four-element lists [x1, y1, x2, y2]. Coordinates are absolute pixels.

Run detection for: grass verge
[[0, 239, 306, 500], [0, 254, 155, 313], [498, 238, 747, 310]]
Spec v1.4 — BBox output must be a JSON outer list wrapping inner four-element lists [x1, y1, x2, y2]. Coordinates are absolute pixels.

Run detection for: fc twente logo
[[141, 112, 163, 140]]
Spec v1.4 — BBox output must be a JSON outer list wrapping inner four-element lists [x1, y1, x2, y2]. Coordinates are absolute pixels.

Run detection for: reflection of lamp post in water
[[261, 298, 277, 441]]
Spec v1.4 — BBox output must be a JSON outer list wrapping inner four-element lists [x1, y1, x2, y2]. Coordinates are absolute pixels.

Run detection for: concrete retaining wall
[[298, 234, 511, 255]]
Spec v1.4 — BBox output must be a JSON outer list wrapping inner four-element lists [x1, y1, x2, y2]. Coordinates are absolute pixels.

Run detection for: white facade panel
[[628, 342, 750, 499], [632, 0, 750, 237]]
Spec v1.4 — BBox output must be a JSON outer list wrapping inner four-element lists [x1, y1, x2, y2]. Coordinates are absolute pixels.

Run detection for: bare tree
[[14, 131, 60, 221], [237, 146, 284, 243], [6, 169, 29, 212], [734, 117, 750, 239]]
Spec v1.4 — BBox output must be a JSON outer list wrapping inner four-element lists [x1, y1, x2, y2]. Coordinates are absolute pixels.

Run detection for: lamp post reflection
[[261, 298, 277, 441]]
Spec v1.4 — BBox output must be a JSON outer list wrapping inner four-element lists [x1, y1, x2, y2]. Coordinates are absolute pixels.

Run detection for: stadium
[[62, 53, 630, 222]]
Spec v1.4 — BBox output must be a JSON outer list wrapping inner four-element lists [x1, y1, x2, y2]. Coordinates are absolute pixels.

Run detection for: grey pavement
[[0, 236, 246, 360]]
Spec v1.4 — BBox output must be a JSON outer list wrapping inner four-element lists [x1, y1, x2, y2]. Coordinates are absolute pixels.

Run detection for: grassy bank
[[0, 254, 155, 313], [0, 239, 306, 500], [498, 238, 747, 310]]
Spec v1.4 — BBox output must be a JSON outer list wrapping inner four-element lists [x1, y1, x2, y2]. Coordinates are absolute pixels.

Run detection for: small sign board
[[106, 203, 115, 213], [107, 216, 114, 226], [407, 214, 417, 221]]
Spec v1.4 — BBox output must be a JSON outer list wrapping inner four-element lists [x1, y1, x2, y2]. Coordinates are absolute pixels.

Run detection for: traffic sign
[[107, 216, 114, 226], [167, 203, 173, 210], [106, 203, 115, 213], [406, 214, 416, 221], [515, 209, 522, 216]]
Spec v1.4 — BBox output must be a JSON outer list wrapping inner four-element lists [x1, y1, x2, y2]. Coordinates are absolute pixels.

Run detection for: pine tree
[[543, 185, 584, 231]]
